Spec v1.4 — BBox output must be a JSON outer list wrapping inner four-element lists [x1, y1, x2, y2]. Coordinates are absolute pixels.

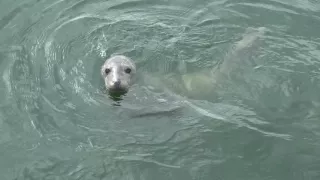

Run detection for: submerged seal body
[[101, 55, 136, 96], [101, 27, 266, 99]]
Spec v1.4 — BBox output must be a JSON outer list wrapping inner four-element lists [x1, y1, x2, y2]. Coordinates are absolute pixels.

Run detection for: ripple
[[2, 0, 320, 179], [2, 0, 312, 142], [0, 7, 22, 30]]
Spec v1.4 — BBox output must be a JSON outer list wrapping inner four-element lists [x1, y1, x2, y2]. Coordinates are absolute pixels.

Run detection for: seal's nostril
[[113, 80, 121, 87]]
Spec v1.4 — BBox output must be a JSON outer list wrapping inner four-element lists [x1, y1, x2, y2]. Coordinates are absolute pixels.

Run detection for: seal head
[[101, 55, 136, 96]]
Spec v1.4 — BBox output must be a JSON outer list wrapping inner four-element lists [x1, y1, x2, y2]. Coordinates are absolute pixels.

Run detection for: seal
[[101, 27, 266, 100], [100, 55, 136, 96]]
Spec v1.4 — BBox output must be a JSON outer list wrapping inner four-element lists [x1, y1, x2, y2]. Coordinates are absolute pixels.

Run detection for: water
[[1, 0, 320, 179]]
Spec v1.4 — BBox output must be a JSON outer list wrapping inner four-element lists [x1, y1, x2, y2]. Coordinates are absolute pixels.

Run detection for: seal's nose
[[113, 80, 121, 88]]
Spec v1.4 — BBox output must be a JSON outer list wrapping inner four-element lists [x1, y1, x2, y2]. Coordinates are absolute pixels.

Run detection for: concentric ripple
[[1, 0, 320, 179]]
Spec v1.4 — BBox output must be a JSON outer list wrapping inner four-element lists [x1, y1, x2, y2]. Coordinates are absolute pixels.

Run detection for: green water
[[1, 0, 320, 179]]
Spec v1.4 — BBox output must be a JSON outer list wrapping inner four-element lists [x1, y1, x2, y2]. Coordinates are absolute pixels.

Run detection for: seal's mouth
[[108, 86, 128, 93], [107, 87, 128, 97], [107, 89, 128, 102]]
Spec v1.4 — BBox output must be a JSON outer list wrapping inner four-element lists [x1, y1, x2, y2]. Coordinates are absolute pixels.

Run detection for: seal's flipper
[[217, 27, 267, 77]]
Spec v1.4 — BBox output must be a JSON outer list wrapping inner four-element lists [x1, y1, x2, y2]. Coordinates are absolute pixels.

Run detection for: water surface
[[1, 0, 320, 179]]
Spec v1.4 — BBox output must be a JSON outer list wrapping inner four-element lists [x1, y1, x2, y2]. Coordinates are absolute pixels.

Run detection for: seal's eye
[[125, 68, 131, 74], [105, 68, 111, 74]]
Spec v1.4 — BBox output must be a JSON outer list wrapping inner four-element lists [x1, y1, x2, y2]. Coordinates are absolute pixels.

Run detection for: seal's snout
[[112, 80, 121, 88], [109, 79, 124, 91]]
